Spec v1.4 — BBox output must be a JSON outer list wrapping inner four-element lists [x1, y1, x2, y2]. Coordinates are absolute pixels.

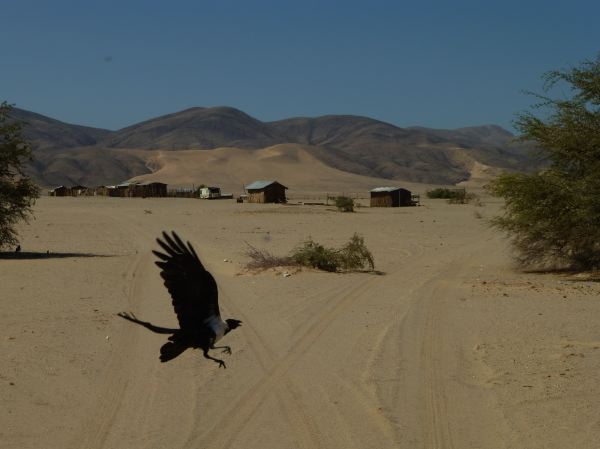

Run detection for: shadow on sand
[[0, 251, 114, 260], [523, 268, 600, 282]]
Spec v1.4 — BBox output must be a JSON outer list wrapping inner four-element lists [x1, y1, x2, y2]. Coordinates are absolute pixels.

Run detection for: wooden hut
[[109, 182, 131, 197], [70, 185, 88, 196], [245, 180, 288, 203], [48, 186, 70, 197], [370, 187, 412, 207], [129, 182, 167, 198], [94, 186, 110, 196]]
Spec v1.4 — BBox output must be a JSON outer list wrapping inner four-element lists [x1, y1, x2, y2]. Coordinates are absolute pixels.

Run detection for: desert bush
[[244, 243, 292, 270], [426, 188, 461, 199], [335, 196, 354, 212], [290, 238, 340, 272], [246, 234, 376, 273], [291, 233, 375, 272], [336, 233, 375, 270], [447, 191, 479, 204], [427, 188, 478, 204], [487, 55, 600, 270]]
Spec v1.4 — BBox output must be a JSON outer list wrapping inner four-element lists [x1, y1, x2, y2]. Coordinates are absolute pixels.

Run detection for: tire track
[[422, 277, 456, 449], [71, 210, 161, 449], [185, 276, 378, 448], [413, 249, 485, 449], [73, 251, 147, 449], [220, 289, 325, 449]]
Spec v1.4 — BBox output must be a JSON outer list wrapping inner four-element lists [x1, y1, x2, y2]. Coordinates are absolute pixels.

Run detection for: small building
[[70, 185, 88, 196], [245, 180, 288, 203], [107, 181, 167, 198], [109, 182, 131, 197], [370, 187, 412, 207], [48, 186, 70, 197], [199, 186, 222, 199], [94, 186, 110, 196], [128, 181, 168, 198]]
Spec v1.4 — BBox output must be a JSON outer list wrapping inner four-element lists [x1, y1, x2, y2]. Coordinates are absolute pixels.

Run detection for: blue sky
[[2, 0, 598, 131]]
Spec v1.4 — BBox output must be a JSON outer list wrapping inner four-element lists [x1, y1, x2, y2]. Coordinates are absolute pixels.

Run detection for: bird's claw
[[218, 360, 227, 369], [222, 347, 232, 355]]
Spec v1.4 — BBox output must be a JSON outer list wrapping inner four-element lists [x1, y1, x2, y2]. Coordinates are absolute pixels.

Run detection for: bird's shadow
[[0, 251, 114, 260]]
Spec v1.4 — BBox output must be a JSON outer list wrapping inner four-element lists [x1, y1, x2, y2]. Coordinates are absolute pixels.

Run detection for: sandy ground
[[2, 196, 599, 449]]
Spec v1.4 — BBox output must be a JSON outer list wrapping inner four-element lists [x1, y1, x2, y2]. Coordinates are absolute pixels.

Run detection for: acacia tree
[[0, 102, 39, 249], [487, 56, 600, 269]]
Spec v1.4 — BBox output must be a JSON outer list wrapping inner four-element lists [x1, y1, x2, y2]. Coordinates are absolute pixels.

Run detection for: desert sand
[[2, 195, 599, 449]]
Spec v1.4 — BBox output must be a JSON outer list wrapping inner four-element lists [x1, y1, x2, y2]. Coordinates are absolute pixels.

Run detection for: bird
[[118, 231, 242, 368]]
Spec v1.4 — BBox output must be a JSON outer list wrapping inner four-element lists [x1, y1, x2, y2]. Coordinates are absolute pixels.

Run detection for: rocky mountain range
[[10, 106, 538, 187]]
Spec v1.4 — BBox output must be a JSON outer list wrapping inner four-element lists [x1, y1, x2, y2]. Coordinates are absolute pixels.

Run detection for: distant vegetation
[[245, 233, 375, 273], [488, 55, 600, 270], [426, 188, 462, 199], [426, 188, 478, 204], [334, 196, 355, 212]]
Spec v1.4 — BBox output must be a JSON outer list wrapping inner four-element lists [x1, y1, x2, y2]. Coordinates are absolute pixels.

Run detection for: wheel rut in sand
[[73, 251, 148, 449], [69, 214, 162, 449], [387, 245, 509, 449], [422, 277, 457, 449], [185, 275, 388, 449]]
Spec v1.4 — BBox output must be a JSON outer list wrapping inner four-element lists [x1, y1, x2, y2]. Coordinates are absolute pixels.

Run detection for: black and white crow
[[118, 231, 242, 368]]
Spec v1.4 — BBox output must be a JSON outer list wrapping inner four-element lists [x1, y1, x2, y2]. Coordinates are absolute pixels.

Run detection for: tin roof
[[245, 180, 287, 190], [370, 187, 403, 193], [139, 181, 167, 186]]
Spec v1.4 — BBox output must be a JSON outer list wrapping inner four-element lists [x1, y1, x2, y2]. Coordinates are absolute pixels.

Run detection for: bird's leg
[[211, 344, 232, 354], [203, 348, 226, 368]]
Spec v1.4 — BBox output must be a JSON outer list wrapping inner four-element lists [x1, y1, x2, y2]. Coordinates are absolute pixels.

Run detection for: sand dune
[[2, 197, 599, 449], [128, 144, 429, 194]]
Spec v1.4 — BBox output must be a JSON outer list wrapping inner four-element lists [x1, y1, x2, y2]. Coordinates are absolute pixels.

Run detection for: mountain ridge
[[10, 106, 538, 187]]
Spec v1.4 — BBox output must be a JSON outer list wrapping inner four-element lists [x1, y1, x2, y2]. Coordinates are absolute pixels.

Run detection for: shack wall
[[247, 183, 287, 203], [370, 188, 412, 207], [370, 191, 398, 207]]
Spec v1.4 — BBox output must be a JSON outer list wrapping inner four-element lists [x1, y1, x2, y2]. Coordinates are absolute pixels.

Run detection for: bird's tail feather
[[160, 341, 188, 362]]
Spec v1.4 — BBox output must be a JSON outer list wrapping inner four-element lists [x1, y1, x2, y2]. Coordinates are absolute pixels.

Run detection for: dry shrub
[[244, 243, 292, 270], [290, 238, 340, 272], [335, 196, 354, 212], [244, 234, 376, 273], [337, 233, 375, 270], [291, 233, 375, 272]]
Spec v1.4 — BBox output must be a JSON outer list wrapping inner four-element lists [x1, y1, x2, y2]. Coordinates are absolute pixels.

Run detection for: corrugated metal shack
[[370, 187, 412, 207], [129, 182, 167, 197], [245, 180, 288, 203], [70, 185, 88, 196], [48, 186, 70, 197], [108, 182, 132, 197], [94, 186, 110, 196], [97, 181, 168, 197]]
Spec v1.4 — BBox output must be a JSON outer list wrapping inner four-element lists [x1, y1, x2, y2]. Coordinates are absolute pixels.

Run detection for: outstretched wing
[[153, 231, 220, 330]]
